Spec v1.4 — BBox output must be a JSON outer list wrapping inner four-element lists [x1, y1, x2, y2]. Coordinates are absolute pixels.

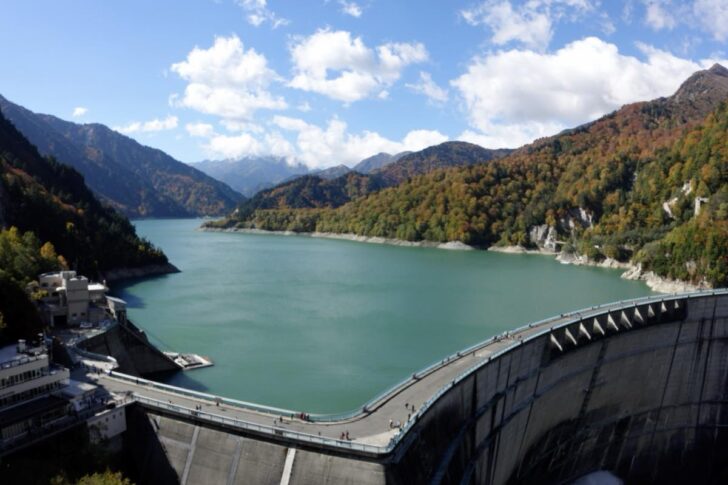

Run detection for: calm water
[[115, 219, 654, 413]]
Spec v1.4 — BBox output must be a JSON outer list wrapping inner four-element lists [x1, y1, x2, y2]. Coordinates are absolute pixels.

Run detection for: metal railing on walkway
[[133, 394, 387, 455]]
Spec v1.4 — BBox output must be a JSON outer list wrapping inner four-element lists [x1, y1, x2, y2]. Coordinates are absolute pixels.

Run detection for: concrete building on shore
[[37, 271, 110, 327]]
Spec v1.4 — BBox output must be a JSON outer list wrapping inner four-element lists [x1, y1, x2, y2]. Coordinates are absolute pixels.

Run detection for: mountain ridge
[[0, 95, 242, 217], [220, 141, 512, 220]]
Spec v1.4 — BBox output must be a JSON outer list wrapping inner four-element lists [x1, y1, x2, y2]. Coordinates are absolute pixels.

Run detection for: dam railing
[[132, 394, 387, 456], [110, 289, 728, 455]]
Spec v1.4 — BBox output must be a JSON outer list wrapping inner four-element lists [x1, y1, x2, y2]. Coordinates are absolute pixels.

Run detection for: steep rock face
[[639, 63, 728, 124], [670, 64, 728, 116], [0, 95, 242, 217], [528, 225, 559, 252]]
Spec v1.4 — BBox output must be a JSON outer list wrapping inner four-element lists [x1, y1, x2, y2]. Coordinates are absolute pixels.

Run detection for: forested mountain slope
[[217, 64, 728, 287], [218, 141, 512, 221], [0, 110, 169, 343], [0, 95, 242, 217]]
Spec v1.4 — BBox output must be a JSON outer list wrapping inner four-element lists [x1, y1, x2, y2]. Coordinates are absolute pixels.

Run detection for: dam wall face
[[390, 292, 728, 484]]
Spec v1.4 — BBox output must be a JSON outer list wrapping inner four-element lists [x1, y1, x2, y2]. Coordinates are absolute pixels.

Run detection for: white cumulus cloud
[[288, 29, 428, 103], [205, 132, 264, 159], [193, 115, 448, 166], [272, 115, 447, 168], [71, 106, 88, 117], [339, 0, 363, 17], [451, 36, 727, 148], [115, 115, 178, 134], [171, 35, 287, 120], [460, 0, 595, 51], [185, 122, 215, 138], [644, 0, 676, 30], [694, 0, 728, 41], [236, 0, 289, 28], [406, 71, 449, 103]]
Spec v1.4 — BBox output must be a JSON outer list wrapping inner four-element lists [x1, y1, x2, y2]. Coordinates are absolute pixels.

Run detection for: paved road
[[84, 315, 564, 447]]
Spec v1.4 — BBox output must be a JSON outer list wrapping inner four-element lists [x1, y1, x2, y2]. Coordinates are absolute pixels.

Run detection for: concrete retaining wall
[[80, 322, 178, 376]]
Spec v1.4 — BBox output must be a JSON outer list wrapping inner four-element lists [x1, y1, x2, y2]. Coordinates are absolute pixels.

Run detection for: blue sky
[[1, 0, 727, 167]]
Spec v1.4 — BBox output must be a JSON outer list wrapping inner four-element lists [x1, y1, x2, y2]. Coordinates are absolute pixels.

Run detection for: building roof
[[88, 283, 108, 292], [0, 344, 19, 364], [61, 380, 97, 399], [0, 345, 46, 367]]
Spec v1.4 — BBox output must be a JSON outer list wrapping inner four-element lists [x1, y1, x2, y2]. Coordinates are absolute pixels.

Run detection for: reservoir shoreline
[[202, 226, 703, 294]]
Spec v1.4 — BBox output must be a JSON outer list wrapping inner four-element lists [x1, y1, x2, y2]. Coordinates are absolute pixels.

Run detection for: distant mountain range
[[0, 95, 242, 218], [229, 141, 512, 220], [193, 156, 309, 198], [192, 151, 409, 198]]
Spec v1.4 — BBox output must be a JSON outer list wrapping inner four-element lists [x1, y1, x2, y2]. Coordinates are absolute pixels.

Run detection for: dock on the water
[[164, 352, 214, 370]]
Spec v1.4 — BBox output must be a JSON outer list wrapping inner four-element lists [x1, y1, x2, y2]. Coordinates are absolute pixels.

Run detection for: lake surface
[[115, 219, 654, 413]]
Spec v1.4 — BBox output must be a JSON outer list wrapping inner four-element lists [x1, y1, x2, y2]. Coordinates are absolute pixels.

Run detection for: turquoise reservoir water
[[116, 219, 654, 413]]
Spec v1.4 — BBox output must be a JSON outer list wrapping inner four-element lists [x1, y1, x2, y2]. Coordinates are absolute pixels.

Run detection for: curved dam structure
[[88, 290, 728, 484]]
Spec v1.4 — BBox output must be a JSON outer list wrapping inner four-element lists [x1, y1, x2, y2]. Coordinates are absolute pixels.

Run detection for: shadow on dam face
[[119, 292, 728, 485]]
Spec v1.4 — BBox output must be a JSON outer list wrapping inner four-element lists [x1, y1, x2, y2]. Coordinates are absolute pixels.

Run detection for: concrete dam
[[84, 290, 728, 483]]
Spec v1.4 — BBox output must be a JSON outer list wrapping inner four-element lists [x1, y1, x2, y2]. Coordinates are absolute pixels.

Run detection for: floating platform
[[164, 352, 214, 371]]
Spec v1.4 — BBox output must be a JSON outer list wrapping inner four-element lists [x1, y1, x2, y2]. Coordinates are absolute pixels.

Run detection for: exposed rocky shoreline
[[489, 245, 707, 294], [100, 262, 180, 283]]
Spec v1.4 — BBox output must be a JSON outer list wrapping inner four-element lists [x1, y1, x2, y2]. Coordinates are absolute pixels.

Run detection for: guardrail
[[109, 371, 298, 417], [133, 394, 387, 455], [108, 289, 728, 455]]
